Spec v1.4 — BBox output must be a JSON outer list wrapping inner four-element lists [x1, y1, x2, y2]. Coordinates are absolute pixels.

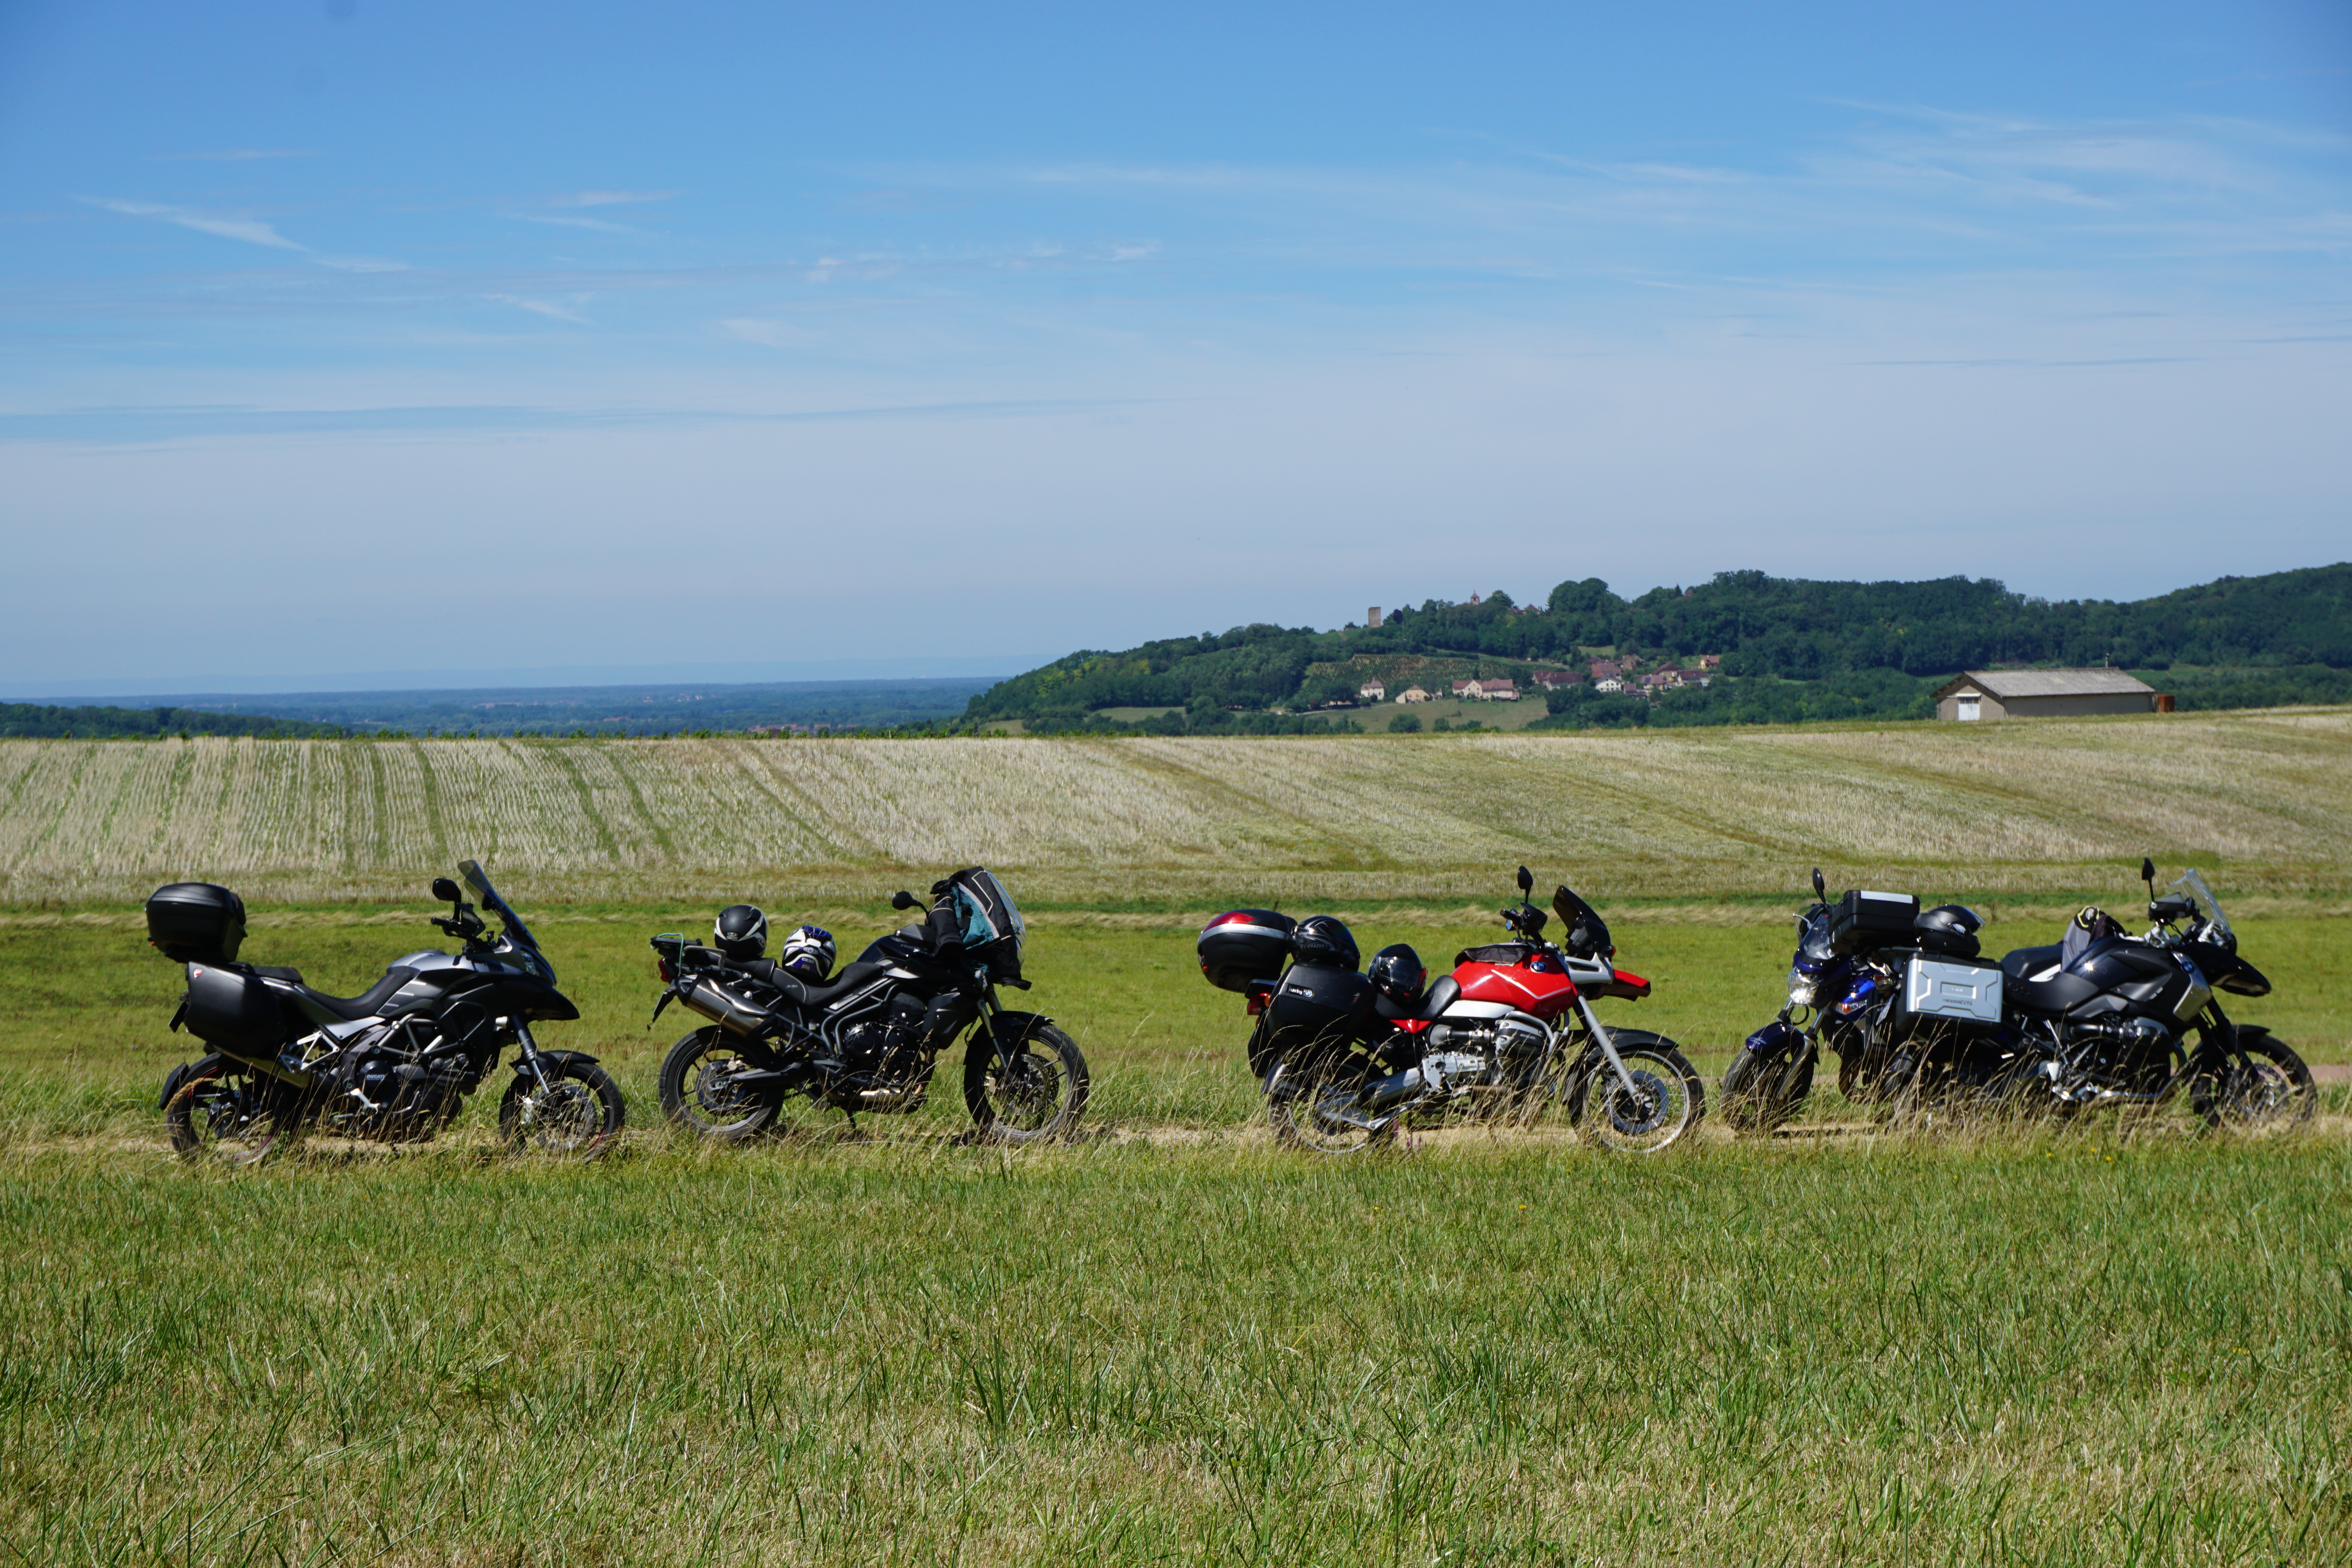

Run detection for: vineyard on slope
[[0, 710, 2346, 906]]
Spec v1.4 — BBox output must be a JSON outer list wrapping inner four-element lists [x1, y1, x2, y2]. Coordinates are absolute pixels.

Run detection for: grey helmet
[[713, 904, 768, 960], [778, 924, 836, 981]]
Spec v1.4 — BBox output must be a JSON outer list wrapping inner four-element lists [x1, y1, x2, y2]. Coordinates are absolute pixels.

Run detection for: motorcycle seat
[[289, 966, 420, 1022], [1373, 974, 1462, 1022], [769, 959, 892, 1010]]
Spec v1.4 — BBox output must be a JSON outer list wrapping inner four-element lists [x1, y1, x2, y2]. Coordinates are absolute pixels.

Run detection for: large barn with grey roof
[[1932, 669, 2159, 721]]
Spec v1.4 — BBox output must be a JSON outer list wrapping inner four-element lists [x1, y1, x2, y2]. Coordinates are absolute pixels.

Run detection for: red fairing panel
[[1450, 959, 1579, 1019]]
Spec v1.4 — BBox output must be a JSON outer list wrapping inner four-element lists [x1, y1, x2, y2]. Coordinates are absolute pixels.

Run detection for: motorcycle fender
[[970, 1010, 1053, 1065], [2214, 958, 2272, 998], [514, 1048, 600, 1073], [158, 1059, 196, 1111], [1741, 1020, 1804, 1059]]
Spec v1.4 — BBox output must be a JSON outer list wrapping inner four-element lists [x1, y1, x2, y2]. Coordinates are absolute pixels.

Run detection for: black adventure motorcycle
[[153, 862, 622, 1161], [1722, 860, 2314, 1132], [651, 867, 1090, 1144]]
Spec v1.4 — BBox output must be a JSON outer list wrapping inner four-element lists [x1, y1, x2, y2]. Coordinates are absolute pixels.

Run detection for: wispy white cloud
[[549, 190, 680, 207], [509, 211, 642, 233], [486, 293, 591, 323], [82, 197, 405, 271]]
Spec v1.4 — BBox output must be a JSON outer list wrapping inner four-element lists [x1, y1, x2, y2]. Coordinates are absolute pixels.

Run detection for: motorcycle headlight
[[1787, 965, 1817, 1007]]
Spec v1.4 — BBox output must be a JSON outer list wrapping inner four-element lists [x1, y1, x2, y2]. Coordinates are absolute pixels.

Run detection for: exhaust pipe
[[674, 974, 774, 1038]]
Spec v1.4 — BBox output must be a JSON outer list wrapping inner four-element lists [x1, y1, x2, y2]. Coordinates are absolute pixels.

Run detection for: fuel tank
[[1451, 954, 1578, 1018]]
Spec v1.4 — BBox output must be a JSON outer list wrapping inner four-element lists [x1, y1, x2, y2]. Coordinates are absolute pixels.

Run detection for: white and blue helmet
[[778, 925, 835, 981]]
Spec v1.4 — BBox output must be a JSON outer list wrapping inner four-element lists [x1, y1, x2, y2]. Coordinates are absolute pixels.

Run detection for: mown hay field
[[2, 709, 2348, 908]]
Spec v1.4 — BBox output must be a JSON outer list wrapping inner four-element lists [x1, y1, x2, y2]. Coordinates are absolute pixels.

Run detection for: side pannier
[[1198, 910, 1296, 993], [183, 962, 291, 1055]]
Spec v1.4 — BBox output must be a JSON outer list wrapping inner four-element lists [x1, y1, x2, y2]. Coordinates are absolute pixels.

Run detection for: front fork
[[510, 1019, 555, 1093], [1573, 994, 1646, 1100]]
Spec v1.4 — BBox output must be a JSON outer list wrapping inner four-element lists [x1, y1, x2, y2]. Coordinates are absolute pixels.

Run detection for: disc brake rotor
[[1604, 1070, 1670, 1136]]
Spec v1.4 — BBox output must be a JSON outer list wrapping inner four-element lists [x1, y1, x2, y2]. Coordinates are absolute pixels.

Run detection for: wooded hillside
[[964, 564, 2352, 728]]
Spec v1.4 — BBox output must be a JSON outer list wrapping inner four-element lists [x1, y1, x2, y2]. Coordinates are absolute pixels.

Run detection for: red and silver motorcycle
[[1198, 867, 1705, 1154]]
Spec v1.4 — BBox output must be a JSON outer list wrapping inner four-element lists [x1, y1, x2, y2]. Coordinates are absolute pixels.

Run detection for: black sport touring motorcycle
[[1722, 861, 2313, 1133], [651, 867, 1090, 1144], [153, 862, 622, 1161]]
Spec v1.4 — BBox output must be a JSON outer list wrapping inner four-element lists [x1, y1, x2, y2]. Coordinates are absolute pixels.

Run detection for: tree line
[[962, 563, 2352, 723]]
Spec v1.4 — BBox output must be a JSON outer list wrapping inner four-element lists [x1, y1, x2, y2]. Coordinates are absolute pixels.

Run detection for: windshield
[[459, 858, 554, 980], [2169, 868, 2230, 941], [1795, 910, 1834, 965]]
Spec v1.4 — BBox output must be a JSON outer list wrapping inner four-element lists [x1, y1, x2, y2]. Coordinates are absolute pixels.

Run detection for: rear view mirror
[[1811, 868, 1827, 899], [431, 877, 462, 903], [890, 890, 918, 911], [2140, 857, 2156, 887], [1516, 866, 1534, 895]]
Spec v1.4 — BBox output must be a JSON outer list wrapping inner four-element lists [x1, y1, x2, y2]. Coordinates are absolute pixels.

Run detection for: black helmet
[[1366, 944, 1426, 1007], [1917, 904, 1982, 939], [1290, 914, 1359, 971], [713, 904, 768, 960]]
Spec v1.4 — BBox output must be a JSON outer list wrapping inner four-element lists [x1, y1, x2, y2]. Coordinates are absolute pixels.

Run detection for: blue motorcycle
[[1721, 864, 2310, 1133]]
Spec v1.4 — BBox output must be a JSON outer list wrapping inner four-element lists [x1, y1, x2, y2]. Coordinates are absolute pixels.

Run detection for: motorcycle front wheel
[[658, 1027, 780, 1141], [164, 1056, 295, 1165], [2191, 1031, 2316, 1134], [500, 1060, 625, 1154], [1722, 1044, 1815, 1135], [1268, 1055, 1397, 1155], [1570, 1041, 1706, 1154], [963, 1020, 1089, 1144]]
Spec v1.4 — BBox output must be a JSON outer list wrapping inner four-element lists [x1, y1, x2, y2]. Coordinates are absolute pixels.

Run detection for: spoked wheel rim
[[1575, 1047, 1702, 1154], [167, 1065, 288, 1165], [1270, 1059, 1393, 1155], [2193, 1039, 2316, 1135]]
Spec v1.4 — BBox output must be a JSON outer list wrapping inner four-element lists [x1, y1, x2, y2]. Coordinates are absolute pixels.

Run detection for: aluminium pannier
[[1896, 955, 2004, 1031]]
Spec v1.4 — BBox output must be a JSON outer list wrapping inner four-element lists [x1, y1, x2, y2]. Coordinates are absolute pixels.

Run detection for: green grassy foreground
[[2, 1137, 2348, 1565], [4, 911, 2348, 1564]]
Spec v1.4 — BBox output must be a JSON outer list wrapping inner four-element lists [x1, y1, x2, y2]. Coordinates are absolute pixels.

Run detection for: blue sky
[[2, 0, 2347, 690]]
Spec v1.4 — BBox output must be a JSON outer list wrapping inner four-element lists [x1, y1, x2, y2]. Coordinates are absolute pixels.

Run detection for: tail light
[[1246, 987, 1272, 1016], [656, 957, 675, 983]]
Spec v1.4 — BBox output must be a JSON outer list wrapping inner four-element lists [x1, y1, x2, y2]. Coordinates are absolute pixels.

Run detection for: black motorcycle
[[153, 862, 622, 1161], [651, 867, 1089, 1144], [1722, 860, 2314, 1132]]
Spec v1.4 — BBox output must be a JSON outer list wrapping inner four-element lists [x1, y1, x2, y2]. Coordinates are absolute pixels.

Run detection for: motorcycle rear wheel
[[500, 1060, 625, 1154], [658, 1027, 780, 1141], [964, 1020, 1089, 1144], [164, 1056, 294, 1165], [2191, 1031, 2316, 1134], [1268, 1056, 1397, 1155], [1570, 1042, 1706, 1154]]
